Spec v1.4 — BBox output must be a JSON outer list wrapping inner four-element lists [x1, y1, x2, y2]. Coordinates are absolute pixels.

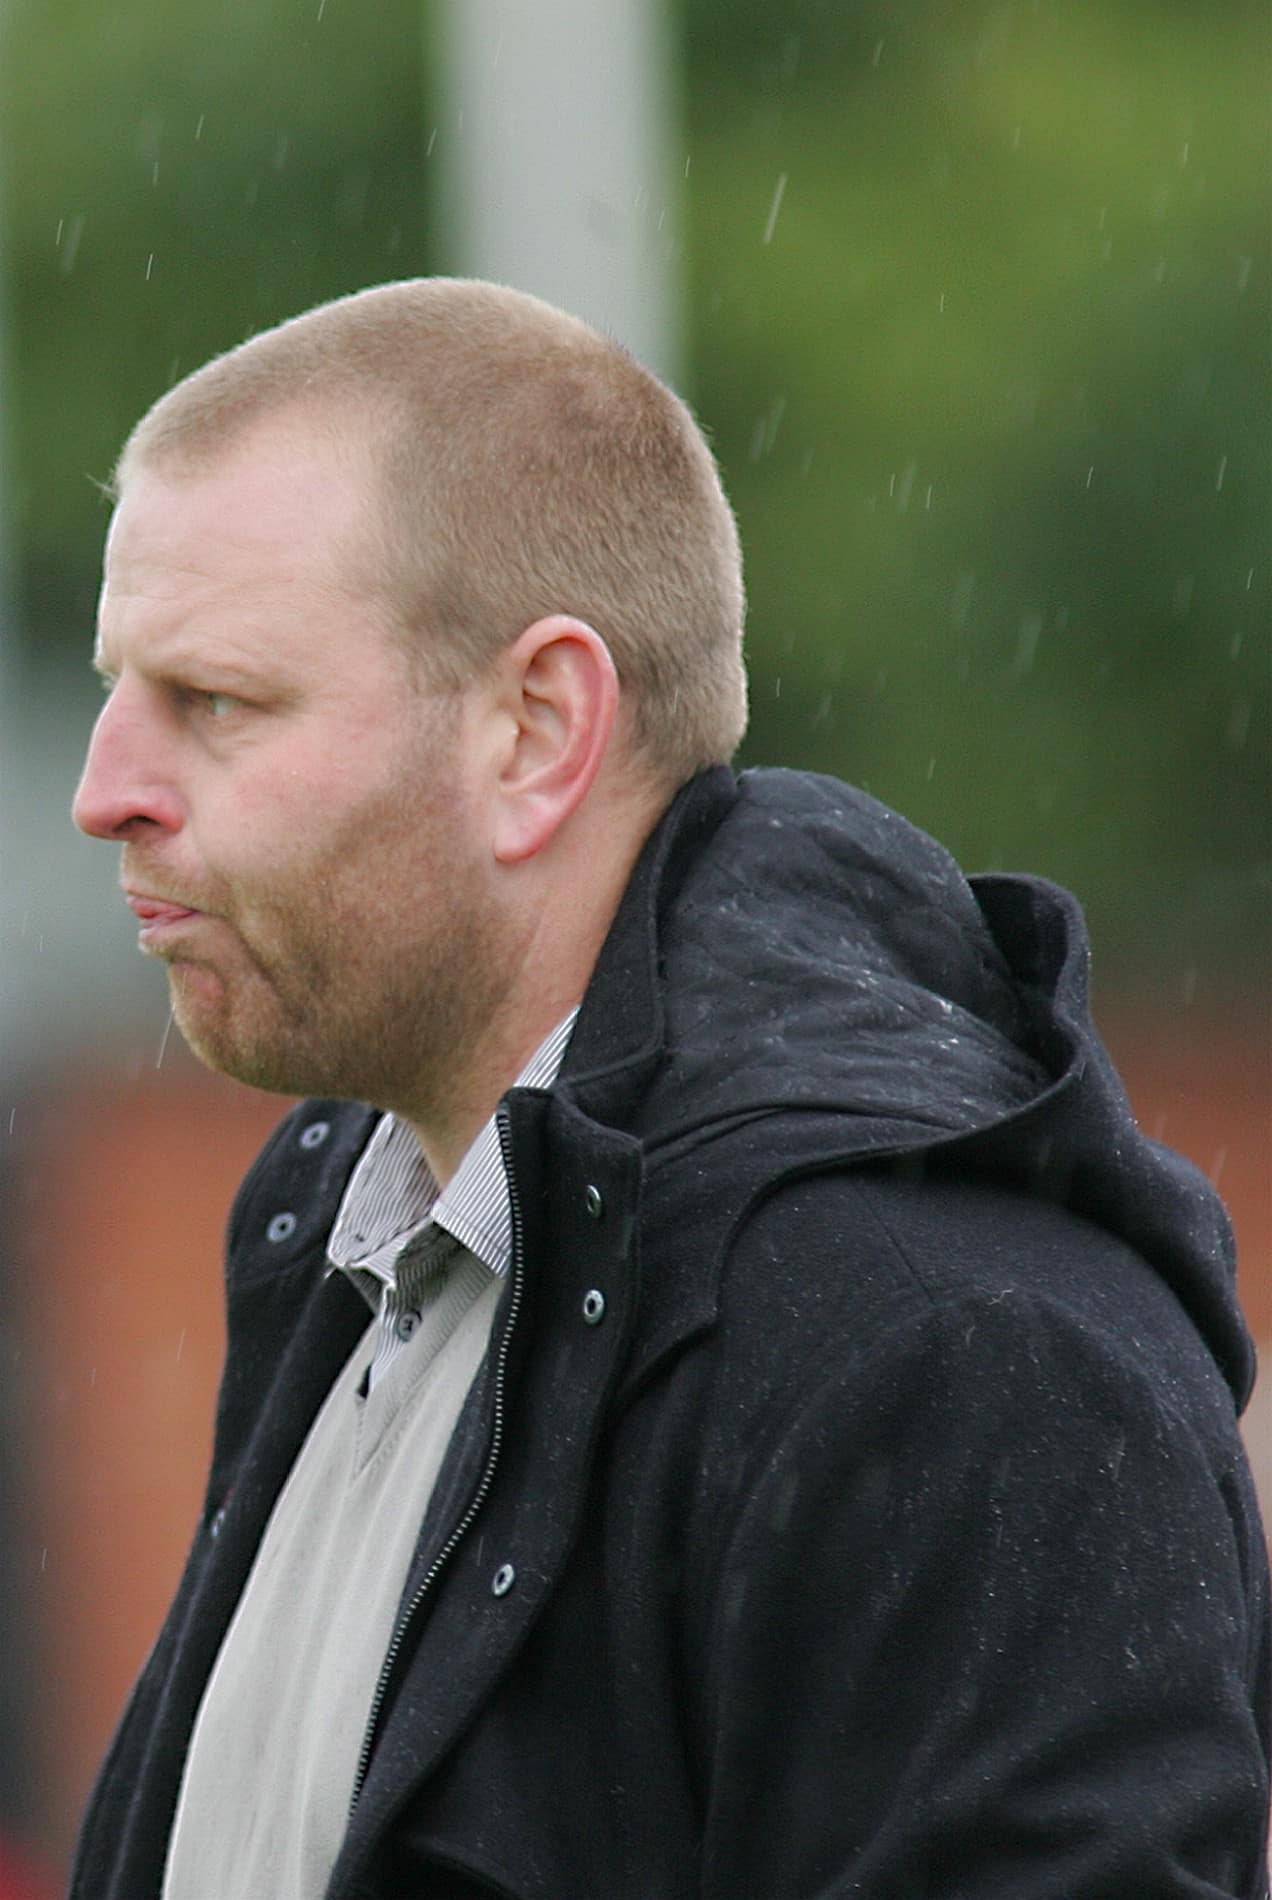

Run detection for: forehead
[[110, 417, 369, 580], [97, 422, 384, 669]]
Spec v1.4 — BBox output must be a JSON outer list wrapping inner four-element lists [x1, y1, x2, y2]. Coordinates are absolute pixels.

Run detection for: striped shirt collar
[[327, 1010, 578, 1306]]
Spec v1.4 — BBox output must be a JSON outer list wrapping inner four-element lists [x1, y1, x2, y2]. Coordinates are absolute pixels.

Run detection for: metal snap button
[[266, 1211, 298, 1243], [299, 1120, 330, 1150], [491, 1562, 516, 1597], [584, 1184, 604, 1219], [581, 1289, 606, 1325]]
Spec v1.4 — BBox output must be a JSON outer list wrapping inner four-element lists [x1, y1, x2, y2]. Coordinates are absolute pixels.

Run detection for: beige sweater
[[162, 1248, 500, 1900]]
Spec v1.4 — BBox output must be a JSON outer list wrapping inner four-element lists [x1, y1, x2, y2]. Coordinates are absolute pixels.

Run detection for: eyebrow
[[90, 648, 267, 693]]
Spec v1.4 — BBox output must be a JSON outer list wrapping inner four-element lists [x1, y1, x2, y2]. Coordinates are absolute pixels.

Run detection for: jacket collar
[[559, 766, 740, 1123]]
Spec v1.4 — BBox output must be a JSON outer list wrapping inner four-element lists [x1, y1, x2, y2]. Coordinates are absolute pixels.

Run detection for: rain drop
[[1012, 614, 1043, 678], [762, 173, 787, 245], [58, 214, 84, 275]]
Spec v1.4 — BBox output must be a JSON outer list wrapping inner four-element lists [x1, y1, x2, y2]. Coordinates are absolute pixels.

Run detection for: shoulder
[[693, 1163, 1261, 1659], [684, 1191, 1269, 1899], [713, 1161, 1243, 1468]]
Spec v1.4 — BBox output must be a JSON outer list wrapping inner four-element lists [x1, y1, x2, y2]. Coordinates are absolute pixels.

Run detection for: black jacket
[[72, 767, 1270, 1899]]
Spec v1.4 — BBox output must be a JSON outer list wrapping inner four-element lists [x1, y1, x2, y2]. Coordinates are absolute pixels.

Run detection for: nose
[[72, 686, 184, 840]]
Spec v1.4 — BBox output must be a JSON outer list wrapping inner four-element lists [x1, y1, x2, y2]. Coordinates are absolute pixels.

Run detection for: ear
[[488, 616, 620, 864]]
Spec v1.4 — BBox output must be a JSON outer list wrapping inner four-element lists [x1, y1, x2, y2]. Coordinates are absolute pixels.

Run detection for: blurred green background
[[1, 0, 1267, 995]]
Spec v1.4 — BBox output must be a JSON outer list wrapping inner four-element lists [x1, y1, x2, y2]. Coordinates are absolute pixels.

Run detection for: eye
[[201, 690, 241, 719]]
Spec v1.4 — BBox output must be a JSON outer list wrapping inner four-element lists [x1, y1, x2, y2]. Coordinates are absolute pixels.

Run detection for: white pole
[[0, 195, 22, 1064], [432, 0, 682, 386]]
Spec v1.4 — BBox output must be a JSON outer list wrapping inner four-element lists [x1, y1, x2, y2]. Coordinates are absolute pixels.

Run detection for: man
[[71, 277, 1268, 1899]]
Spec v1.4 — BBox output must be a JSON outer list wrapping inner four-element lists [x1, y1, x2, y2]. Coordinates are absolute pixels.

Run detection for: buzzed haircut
[[115, 278, 748, 786]]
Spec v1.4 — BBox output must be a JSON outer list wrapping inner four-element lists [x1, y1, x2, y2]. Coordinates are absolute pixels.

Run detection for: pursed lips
[[125, 892, 202, 932]]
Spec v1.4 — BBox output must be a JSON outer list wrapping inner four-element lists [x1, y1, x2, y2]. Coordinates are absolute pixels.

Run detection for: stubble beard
[[161, 877, 512, 1120]]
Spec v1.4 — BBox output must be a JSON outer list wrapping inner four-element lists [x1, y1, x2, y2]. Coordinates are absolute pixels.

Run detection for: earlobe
[[492, 617, 620, 864]]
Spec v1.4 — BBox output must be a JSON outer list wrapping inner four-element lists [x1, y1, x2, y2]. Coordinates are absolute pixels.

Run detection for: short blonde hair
[[116, 278, 748, 784]]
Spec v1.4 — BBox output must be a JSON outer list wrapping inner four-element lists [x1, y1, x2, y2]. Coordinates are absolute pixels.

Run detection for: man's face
[[73, 421, 509, 1117]]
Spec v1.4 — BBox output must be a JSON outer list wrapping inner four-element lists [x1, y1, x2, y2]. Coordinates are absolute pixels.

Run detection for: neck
[[402, 983, 581, 1188], [401, 779, 667, 1184]]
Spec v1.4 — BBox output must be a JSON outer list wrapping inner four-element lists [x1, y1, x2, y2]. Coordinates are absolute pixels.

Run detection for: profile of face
[[72, 422, 509, 1117]]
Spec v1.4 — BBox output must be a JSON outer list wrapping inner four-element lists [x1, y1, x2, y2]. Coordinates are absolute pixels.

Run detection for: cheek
[[204, 766, 344, 862], [194, 741, 473, 919]]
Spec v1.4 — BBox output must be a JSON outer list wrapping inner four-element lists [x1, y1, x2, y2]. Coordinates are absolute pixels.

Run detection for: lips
[[126, 894, 200, 926]]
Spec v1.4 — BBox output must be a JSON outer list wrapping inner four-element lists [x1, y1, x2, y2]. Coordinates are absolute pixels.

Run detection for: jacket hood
[[563, 767, 1253, 1407]]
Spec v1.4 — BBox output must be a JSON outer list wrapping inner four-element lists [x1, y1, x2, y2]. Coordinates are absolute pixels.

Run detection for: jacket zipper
[[348, 1105, 527, 1813]]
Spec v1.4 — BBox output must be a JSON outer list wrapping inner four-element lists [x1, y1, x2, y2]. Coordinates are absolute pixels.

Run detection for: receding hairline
[[114, 278, 632, 490], [111, 278, 749, 785]]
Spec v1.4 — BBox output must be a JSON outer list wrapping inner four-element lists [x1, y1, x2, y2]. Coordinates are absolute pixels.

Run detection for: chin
[[177, 1011, 373, 1104], [169, 976, 294, 1096]]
